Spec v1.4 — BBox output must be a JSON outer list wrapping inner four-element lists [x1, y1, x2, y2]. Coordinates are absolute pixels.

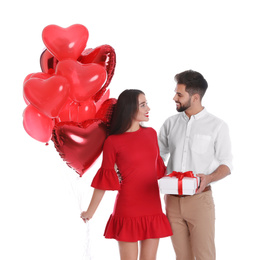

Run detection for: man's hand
[[196, 174, 212, 194], [196, 165, 231, 194]]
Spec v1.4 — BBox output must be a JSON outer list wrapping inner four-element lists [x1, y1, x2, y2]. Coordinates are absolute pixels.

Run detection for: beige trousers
[[165, 190, 216, 260]]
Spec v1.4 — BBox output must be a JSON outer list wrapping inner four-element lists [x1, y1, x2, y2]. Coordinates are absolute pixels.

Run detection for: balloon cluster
[[22, 24, 117, 177]]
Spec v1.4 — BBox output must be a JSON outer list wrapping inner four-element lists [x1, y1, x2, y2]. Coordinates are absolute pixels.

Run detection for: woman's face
[[134, 94, 150, 122]]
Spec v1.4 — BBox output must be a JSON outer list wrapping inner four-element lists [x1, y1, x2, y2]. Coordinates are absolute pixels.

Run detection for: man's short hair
[[175, 70, 208, 99]]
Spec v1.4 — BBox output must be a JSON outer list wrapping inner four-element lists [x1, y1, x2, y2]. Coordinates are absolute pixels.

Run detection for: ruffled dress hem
[[104, 213, 173, 242]]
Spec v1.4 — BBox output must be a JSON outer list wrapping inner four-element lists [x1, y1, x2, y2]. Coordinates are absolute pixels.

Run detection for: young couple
[[81, 70, 233, 260]]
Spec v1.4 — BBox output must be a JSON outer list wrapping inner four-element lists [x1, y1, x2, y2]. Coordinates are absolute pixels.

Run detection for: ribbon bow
[[168, 171, 195, 195]]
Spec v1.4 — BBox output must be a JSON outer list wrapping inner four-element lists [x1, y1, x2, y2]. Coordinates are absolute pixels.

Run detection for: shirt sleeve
[[153, 128, 167, 179], [91, 137, 121, 190], [158, 120, 170, 162], [215, 121, 233, 172]]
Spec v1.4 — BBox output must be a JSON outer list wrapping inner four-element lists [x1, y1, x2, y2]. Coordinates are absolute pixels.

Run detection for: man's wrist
[[207, 173, 214, 184]]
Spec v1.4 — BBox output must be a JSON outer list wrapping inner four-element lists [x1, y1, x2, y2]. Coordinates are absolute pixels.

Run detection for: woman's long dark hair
[[109, 89, 144, 135]]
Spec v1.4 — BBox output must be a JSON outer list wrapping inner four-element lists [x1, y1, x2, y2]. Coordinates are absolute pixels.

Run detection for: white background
[[1, 0, 258, 259]]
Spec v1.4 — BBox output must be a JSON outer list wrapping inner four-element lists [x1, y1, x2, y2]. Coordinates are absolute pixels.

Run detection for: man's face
[[173, 84, 192, 112]]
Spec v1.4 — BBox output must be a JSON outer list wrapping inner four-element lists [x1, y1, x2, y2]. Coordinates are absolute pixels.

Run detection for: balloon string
[[77, 102, 80, 123], [82, 220, 92, 259], [69, 176, 93, 259], [68, 100, 74, 122]]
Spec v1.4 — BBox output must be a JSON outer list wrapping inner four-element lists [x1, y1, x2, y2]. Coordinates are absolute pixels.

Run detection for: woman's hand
[[80, 189, 106, 222], [80, 211, 92, 223]]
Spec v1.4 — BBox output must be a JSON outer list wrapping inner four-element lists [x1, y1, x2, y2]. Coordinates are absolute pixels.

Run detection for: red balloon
[[23, 76, 70, 118], [42, 24, 89, 61], [23, 105, 54, 142], [56, 60, 107, 102], [40, 49, 59, 74], [23, 72, 53, 84], [23, 93, 30, 105], [52, 119, 107, 176], [57, 98, 96, 123], [95, 98, 117, 126], [23, 73, 34, 84], [54, 98, 74, 122], [78, 45, 116, 102], [39, 45, 116, 101], [23, 72, 54, 105], [39, 48, 92, 76], [95, 89, 110, 111]]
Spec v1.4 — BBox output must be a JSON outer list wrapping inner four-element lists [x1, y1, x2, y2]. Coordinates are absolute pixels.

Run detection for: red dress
[[91, 127, 173, 242]]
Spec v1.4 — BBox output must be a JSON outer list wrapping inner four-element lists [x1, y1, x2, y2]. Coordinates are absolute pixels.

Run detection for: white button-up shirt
[[158, 108, 233, 175]]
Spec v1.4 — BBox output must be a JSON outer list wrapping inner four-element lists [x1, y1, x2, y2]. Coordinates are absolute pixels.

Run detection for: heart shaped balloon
[[40, 49, 59, 74], [23, 105, 54, 142], [42, 24, 89, 61], [57, 98, 96, 123], [52, 119, 107, 176], [95, 89, 110, 111], [95, 98, 117, 126], [39, 45, 116, 103], [23, 76, 70, 118], [78, 45, 116, 102], [24, 72, 53, 84], [56, 60, 107, 102]]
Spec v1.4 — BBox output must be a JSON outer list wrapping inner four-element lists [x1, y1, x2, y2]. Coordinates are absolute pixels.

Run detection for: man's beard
[[176, 98, 191, 112]]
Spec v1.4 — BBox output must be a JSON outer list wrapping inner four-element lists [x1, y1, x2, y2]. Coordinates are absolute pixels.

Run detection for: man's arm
[[158, 121, 170, 162], [196, 164, 231, 193], [196, 120, 233, 194]]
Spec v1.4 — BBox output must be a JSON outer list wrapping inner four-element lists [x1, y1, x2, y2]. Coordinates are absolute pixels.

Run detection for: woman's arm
[[80, 188, 106, 222]]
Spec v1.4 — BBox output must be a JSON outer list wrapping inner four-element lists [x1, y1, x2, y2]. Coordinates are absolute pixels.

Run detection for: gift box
[[159, 171, 200, 195]]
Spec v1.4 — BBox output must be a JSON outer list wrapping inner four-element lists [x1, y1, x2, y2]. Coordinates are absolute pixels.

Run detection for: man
[[158, 70, 233, 260]]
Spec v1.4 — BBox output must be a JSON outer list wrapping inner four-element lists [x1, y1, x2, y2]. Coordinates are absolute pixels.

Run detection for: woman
[[81, 89, 172, 260]]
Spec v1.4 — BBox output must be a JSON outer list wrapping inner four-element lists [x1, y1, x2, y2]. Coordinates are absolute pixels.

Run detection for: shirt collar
[[182, 107, 208, 121]]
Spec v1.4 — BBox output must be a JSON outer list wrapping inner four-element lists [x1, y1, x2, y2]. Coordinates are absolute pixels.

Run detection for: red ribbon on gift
[[168, 171, 196, 195]]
